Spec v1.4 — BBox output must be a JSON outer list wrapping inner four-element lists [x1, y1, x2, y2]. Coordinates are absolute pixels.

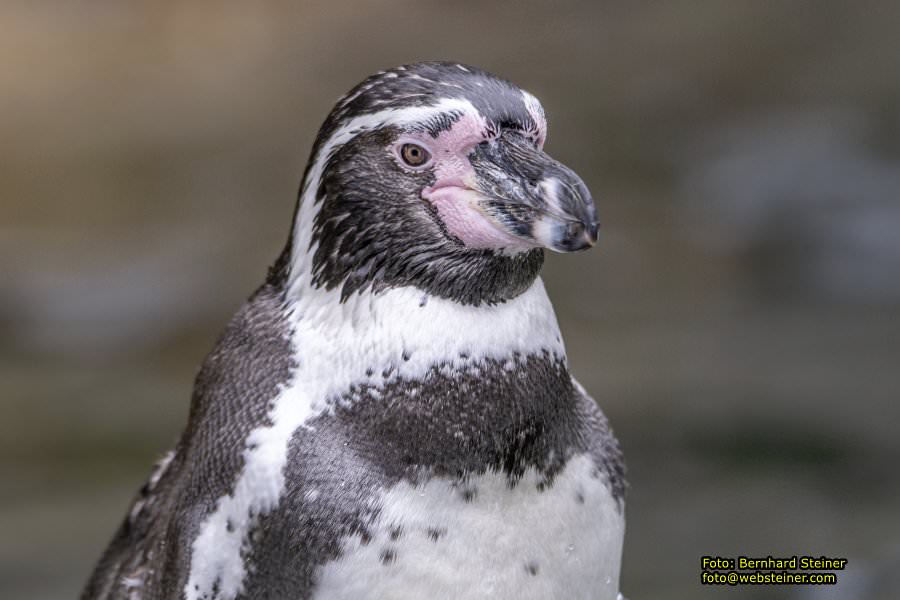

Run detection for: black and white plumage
[[82, 62, 626, 600]]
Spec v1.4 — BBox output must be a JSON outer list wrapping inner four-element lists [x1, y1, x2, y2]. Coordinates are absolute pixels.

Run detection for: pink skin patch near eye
[[412, 112, 538, 251], [424, 186, 533, 249]]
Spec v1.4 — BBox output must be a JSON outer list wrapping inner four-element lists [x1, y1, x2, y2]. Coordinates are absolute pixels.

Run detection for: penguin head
[[278, 62, 597, 306]]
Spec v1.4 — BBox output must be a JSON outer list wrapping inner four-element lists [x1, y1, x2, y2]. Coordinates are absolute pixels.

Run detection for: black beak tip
[[553, 220, 599, 252]]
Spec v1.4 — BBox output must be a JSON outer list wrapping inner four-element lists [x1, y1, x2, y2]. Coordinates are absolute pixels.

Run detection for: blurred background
[[2, 2, 899, 599]]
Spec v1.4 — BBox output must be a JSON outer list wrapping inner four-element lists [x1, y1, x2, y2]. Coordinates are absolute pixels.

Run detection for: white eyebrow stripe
[[521, 90, 547, 143]]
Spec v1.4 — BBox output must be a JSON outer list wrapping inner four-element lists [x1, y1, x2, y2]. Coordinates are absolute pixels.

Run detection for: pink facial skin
[[424, 186, 533, 249], [401, 111, 540, 251]]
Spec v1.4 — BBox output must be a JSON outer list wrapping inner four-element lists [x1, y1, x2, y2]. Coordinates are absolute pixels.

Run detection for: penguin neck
[[271, 261, 567, 417]]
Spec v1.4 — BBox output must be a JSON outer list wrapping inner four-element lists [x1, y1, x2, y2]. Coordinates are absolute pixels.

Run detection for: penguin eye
[[399, 143, 431, 167]]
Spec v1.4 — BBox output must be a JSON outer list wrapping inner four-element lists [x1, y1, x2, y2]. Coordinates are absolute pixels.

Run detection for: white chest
[[312, 454, 624, 600]]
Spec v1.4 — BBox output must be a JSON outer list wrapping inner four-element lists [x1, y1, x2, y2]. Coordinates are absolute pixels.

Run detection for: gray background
[[2, 2, 898, 599]]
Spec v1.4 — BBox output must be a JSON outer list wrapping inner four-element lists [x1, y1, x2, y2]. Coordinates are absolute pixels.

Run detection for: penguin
[[81, 61, 626, 600]]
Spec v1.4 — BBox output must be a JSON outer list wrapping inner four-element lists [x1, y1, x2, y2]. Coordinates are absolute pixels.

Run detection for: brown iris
[[400, 143, 431, 167]]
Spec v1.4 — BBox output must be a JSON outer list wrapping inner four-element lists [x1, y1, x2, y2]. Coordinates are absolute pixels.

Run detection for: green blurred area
[[1, 2, 899, 599]]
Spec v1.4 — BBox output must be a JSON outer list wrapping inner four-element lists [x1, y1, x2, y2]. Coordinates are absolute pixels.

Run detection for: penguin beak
[[467, 131, 598, 252]]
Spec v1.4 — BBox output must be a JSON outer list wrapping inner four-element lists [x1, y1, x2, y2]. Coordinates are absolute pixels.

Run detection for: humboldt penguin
[[82, 61, 626, 600]]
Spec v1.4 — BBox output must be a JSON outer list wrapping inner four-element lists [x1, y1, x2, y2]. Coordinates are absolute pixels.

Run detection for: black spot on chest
[[326, 352, 578, 485]]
